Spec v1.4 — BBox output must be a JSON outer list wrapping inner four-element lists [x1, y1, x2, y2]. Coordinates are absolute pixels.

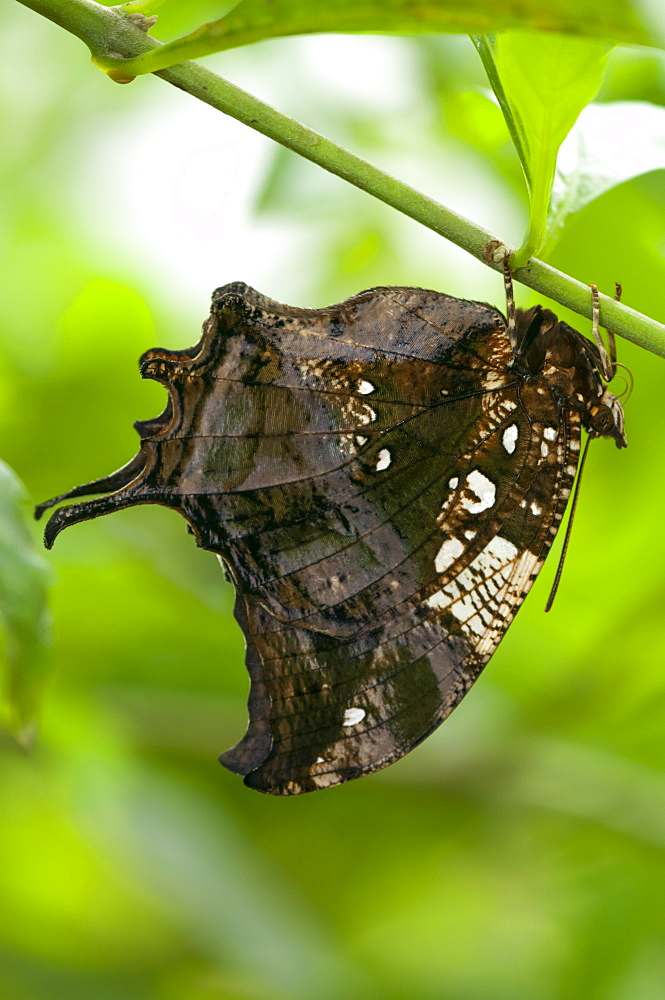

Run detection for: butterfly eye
[[588, 398, 625, 442], [593, 392, 627, 449], [589, 405, 611, 433]]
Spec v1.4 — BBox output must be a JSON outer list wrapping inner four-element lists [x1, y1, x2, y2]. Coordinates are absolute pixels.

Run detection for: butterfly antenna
[[544, 434, 592, 613], [612, 362, 634, 403]]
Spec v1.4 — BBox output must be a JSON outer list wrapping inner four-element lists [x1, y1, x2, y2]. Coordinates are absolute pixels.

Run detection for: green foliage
[[0, 461, 51, 742], [548, 99, 665, 248], [474, 31, 609, 264], [84, 0, 663, 349], [116, 0, 168, 13], [109, 0, 649, 76]]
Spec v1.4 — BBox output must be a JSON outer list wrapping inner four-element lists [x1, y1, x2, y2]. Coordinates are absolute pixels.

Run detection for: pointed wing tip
[[42, 507, 69, 549]]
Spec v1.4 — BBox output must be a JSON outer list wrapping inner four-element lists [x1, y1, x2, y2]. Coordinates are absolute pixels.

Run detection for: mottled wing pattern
[[220, 362, 580, 792], [39, 284, 582, 795]]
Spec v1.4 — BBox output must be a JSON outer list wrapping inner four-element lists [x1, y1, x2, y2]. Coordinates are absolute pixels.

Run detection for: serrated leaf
[[0, 461, 52, 744], [110, 0, 649, 77], [546, 100, 665, 248], [475, 31, 610, 264]]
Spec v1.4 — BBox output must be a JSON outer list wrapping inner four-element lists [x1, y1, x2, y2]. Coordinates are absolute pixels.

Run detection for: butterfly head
[[513, 305, 627, 449], [586, 389, 627, 448]]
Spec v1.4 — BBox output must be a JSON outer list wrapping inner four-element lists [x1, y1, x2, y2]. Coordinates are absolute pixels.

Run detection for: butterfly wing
[[219, 376, 581, 793], [39, 284, 581, 794]]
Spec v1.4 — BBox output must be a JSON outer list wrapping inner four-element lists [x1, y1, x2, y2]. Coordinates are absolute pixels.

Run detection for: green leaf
[[0, 461, 52, 745], [474, 31, 610, 266], [101, 0, 648, 77], [547, 100, 665, 248]]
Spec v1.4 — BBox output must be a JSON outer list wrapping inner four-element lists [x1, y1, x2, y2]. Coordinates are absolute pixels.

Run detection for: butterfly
[[36, 271, 626, 795]]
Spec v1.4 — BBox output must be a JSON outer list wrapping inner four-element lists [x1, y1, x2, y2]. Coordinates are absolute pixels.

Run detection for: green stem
[[16, 0, 156, 56], [15, 0, 665, 359], [511, 159, 555, 269]]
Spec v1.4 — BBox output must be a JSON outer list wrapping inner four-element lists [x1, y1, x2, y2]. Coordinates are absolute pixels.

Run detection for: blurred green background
[[3, 4, 665, 999]]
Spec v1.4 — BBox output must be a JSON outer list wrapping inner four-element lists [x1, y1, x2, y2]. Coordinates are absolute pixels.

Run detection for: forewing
[[40, 283, 514, 631]]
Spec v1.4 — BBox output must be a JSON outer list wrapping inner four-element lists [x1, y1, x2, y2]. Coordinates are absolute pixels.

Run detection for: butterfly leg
[[587, 284, 628, 447], [605, 282, 623, 378], [589, 284, 615, 383], [502, 255, 518, 354]]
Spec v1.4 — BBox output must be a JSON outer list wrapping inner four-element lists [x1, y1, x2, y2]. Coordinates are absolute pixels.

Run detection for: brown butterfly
[[36, 272, 625, 794]]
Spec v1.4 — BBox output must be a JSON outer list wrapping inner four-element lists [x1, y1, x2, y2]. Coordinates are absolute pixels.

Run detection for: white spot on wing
[[484, 535, 518, 562], [435, 536, 464, 573], [441, 477, 459, 511], [358, 380, 375, 395], [482, 374, 505, 390], [356, 435, 368, 446], [502, 424, 518, 454], [426, 535, 518, 615], [376, 448, 391, 471], [426, 589, 447, 609], [357, 406, 376, 425], [544, 426, 557, 441], [342, 707, 365, 727], [449, 595, 485, 635], [530, 501, 542, 516], [475, 548, 542, 655], [461, 470, 496, 514]]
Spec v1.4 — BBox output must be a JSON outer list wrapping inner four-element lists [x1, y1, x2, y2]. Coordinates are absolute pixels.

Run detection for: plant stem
[[15, 0, 665, 358], [511, 158, 554, 269], [16, 0, 155, 56]]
